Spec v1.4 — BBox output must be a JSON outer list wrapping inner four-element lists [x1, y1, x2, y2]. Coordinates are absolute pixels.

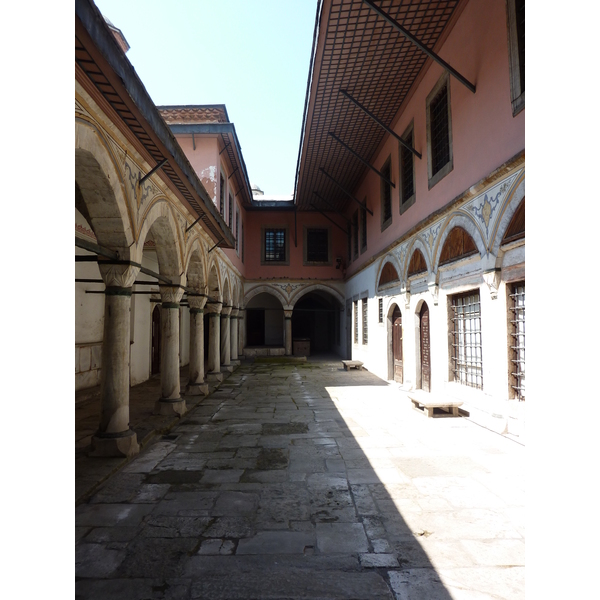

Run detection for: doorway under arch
[[246, 292, 284, 348], [387, 304, 403, 383], [415, 301, 431, 392], [292, 291, 341, 356]]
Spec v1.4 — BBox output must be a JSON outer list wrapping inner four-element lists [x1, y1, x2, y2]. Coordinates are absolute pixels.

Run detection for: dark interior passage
[[292, 291, 340, 355]]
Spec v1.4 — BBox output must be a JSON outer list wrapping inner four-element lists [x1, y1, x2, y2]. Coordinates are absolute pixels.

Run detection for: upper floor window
[[506, 0, 525, 116], [304, 227, 330, 265], [219, 173, 225, 218], [262, 227, 289, 265], [399, 123, 416, 214], [380, 156, 392, 230], [241, 221, 245, 263], [360, 202, 367, 253], [235, 209, 240, 255], [352, 210, 359, 259], [228, 193, 233, 227], [426, 73, 453, 189]]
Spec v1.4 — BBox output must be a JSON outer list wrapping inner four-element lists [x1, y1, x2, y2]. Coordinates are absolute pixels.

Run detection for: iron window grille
[[219, 174, 225, 218], [264, 229, 286, 262], [352, 210, 359, 259], [430, 85, 450, 177], [378, 298, 383, 323], [306, 228, 329, 263], [506, 0, 525, 115], [508, 282, 525, 401], [362, 298, 368, 345], [354, 300, 358, 344], [241, 222, 244, 263], [347, 226, 352, 263], [450, 290, 483, 390], [400, 129, 415, 207], [381, 157, 392, 229], [229, 193, 233, 227], [235, 210, 240, 254], [360, 203, 367, 252]]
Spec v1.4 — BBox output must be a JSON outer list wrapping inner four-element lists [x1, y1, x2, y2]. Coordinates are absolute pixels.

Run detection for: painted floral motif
[[273, 282, 303, 295]]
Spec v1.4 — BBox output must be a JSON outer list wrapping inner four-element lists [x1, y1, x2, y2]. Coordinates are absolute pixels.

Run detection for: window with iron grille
[[264, 229, 286, 262], [426, 74, 453, 188], [306, 228, 329, 263], [354, 300, 358, 344], [399, 125, 415, 213], [235, 209, 240, 254], [362, 298, 368, 344], [241, 222, 244, 263], [378, 298, 383, 323], [347, 226, 352, 263], [360, 203, 367, 253], [219, 174, 225, 217], [506, 0, 525, 115], [352, 210, 359, 259], [229, 193, 233, 227], [380, 157, 392, 230], [508, 281, 525, 401], [450, 290, 483, 390]]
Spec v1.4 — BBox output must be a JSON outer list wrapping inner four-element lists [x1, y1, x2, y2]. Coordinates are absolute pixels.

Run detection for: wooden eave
[[75, 0, 235, 248], [295, 0, 464, 214]]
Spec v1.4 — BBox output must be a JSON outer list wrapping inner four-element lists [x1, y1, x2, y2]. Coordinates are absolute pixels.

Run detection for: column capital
[[221, 305, 232, 317], [188, 294, 207, 310], [205, 301, 223, 315], [98, 261, 140, 288], [284, 309, 293, 319], [230, 308, 239, 318], [159, 285, 185, 304]]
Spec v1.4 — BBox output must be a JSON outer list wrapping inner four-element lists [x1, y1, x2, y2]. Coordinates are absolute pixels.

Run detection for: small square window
[[426, 73, 453, 189], [304, 227, 331, 265], [261, 227, 289, 265]]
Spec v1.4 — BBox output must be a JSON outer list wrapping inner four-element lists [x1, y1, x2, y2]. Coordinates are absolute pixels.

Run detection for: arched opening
[[439, 226, 478, 266], [416, 301, 431, 392], [292, 291, 342, 357], [378, 261, 400, 290], [246, 292, 284, 348], [501, 197, 525, 245], [407, 249, 428, 277], [387, 304, 403, 383]]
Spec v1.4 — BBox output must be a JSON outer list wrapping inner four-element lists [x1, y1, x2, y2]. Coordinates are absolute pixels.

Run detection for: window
[[380, 156, 392, 230], [304, 227, 331, 265], [506, 0, 525, 116], [352, 210, 359, 259], [228, 193, 233, 227], [261, 227, 289, 265], [362, 298, 368, 344], [354, 300, 359, 344], [426, 73, 453, 188], [449, 290, 483, 389], [360, 202, 367, 253], [508, 281, 525, 401], [347, 226, 352, 263], [241, 221, 245, 263], [219, 173, 225, 218], [378, 298, 383, 323], [235, 209, 240, 254], [399, 123, 416, 214]]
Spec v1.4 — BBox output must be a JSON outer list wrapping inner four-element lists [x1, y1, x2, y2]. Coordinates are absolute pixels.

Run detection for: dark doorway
[[419, 302, 431, 392], [392, 306, 403, 383], [246, 309, 265, 346], [292, 292, 340, 356], [151, 304, 161, 375]]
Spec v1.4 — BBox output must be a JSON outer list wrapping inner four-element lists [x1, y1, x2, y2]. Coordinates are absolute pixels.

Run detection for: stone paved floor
[[75, 357, 525, 599]]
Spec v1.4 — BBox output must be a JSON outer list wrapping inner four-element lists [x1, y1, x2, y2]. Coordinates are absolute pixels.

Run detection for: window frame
[[303, 226, 332, 266], [235, 208, 240, 255], [380, 155, 393, 231], [352, 210, 359, 260], [362, 297, 368, 345], [399, 121, 416, 214], [353, 299, 359, 344], [219, 172, 225, 218], [506, 0, 525, 116], [261, 226, 290, 266], [360, 200, 367, 254], [426, 72, 453, 190], [228, 192, 233, 227], [508, 280, 525, 401]]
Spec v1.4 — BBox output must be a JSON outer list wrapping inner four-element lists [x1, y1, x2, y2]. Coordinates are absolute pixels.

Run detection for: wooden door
[[419, 302, 430, 392], [392, 306, 403, 383], [151, 304, 161, 375]]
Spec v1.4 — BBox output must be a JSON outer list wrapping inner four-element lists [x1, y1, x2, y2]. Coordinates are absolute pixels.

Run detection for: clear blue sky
[[94, 0, 318, 196]]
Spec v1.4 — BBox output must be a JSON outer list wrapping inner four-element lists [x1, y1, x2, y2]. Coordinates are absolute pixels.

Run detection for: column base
[[90, 429, 139, 458], [221, 364, 235, 373], [154, 398, 187, 416], [206, 371, 224, 382], [185, 381, 209, 396], [230, 359, 241, 366]]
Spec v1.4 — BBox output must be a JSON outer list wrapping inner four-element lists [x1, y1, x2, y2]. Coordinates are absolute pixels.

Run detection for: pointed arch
[[244, 285, 288, 309], [185, 239, 207, 294], [207, 261, 222, 302], [490, 175, 525, 255], [376, 254, 402, 292], [432, 214, 485, 271], [289, 283, 345, 309], [222, 275, 232, 307]]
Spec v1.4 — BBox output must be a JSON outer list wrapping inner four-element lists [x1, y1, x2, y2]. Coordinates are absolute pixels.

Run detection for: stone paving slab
[[75, 357, 525, 599]]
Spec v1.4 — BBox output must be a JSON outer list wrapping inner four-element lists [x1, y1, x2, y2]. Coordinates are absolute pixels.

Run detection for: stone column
[[237, 309, 245, 358], [220, 305, 233, 372], [206, 302, 223, 382], [284, 309, 293, 356], [154, 285, 186, 416], [185, 294, 208, 396], [91, 262, 140, 458], [230, 308, 240, 365]]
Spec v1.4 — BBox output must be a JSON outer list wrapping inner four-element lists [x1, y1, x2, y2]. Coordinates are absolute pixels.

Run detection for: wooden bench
[[408, 393, 463, 418], [342, 360, 364, 371]]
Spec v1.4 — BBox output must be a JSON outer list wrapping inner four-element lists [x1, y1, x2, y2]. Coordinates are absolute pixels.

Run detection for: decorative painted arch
[[403, 237, 432, 280], [490, 175, 525, 256], [375, 253, 403, 292], [184, 239, 207, 294], [289, 284, 345, 309], [432, 213, 486, 272], [243, 285, 288, 309], [75, 119, 134, 254], [136, 199, 185, 282]]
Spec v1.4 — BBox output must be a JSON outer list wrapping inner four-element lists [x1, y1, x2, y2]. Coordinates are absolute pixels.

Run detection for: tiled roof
[[159, 106, 229, 125]]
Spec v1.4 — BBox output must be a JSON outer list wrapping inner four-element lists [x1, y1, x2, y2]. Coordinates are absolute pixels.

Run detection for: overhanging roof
[[295, 0, 461, 213], [75, 0, 235, 248]]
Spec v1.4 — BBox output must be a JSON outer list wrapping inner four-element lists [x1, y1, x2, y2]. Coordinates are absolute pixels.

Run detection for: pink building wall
[[344, 0, 524, 277]]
